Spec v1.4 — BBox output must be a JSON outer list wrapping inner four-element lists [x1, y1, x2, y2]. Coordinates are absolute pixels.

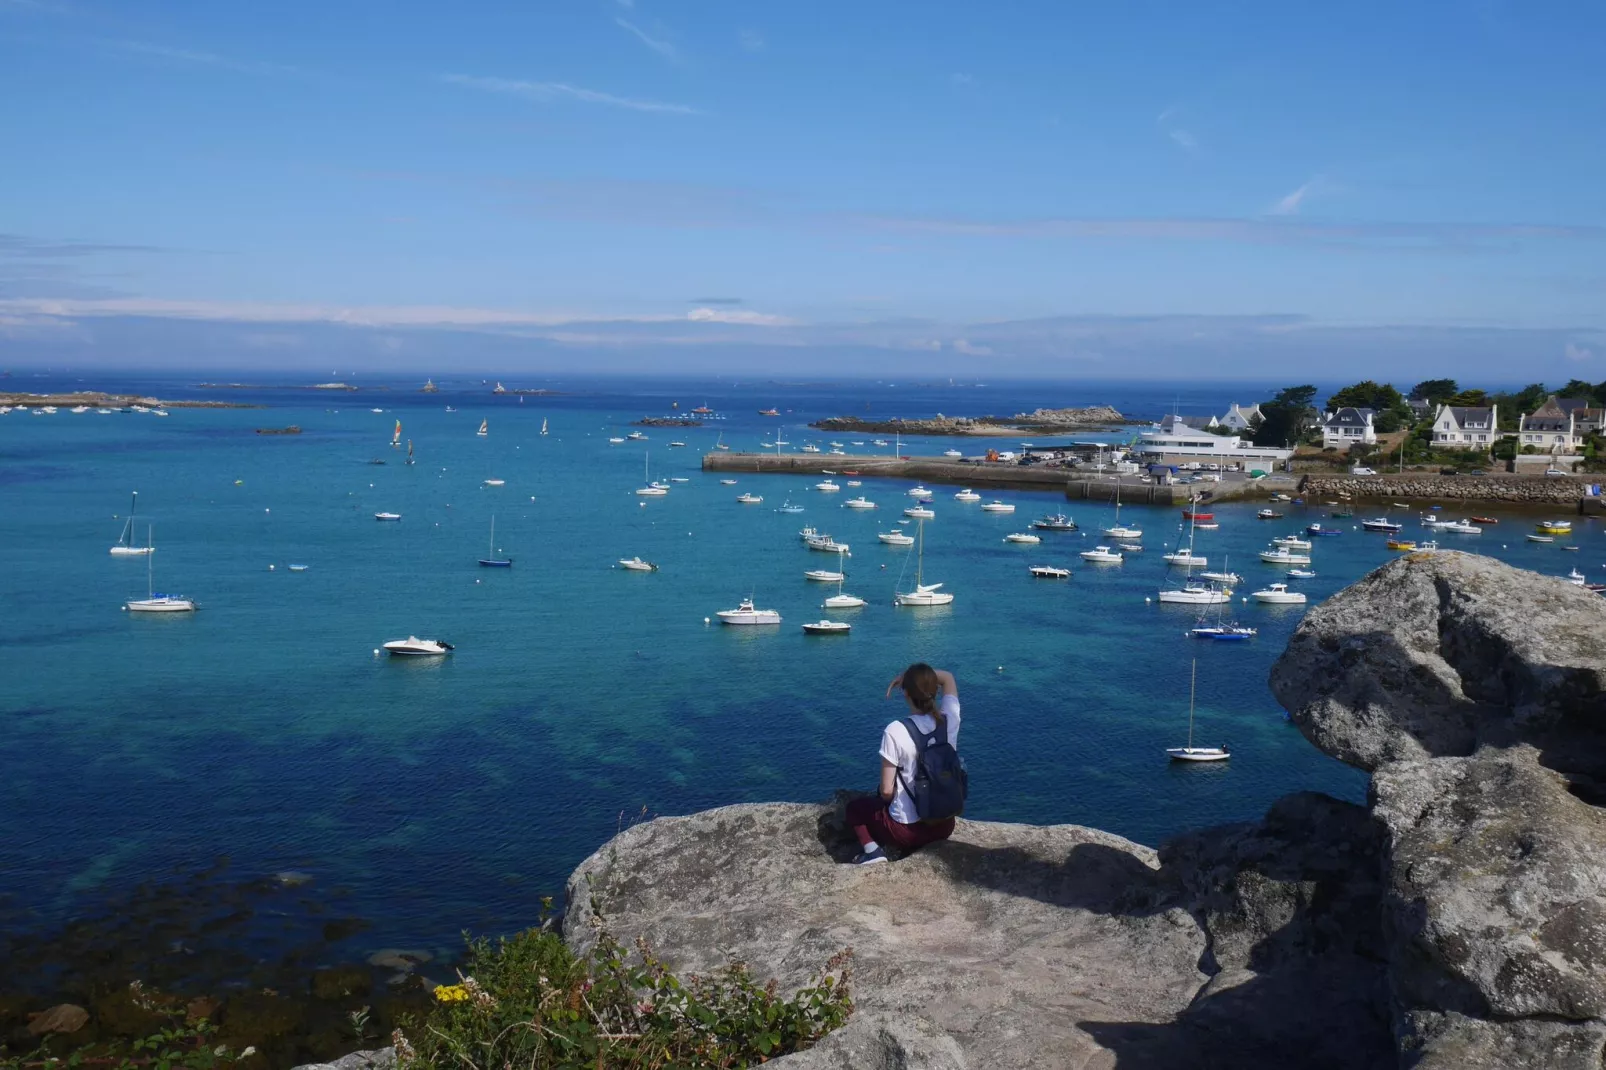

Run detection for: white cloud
[[1565, 340, 1596, 362], [951, 338, 994, 356], [738, 28, 765, 52], [112, 40, 301, 77], [1167, 128, 1197, 150], [613, 17, 678, 62], [1269, 176, 1331, 217], [440, 74, 698, 115], [687, 307, 793, 326]]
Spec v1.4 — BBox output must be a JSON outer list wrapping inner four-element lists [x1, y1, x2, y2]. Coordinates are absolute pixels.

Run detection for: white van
[[1351, 466, 1378, 476]]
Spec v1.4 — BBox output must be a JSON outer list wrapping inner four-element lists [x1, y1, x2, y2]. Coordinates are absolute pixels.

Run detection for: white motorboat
[[801, 444, 822, 453], [1420, 515, 1450, 527], [627, 431, 647, 441], [846, 480, 862, 487], [124, 527, 195, 613], [1568, 568, 1589, 586], [668, 441, 687, 448], [802, 619, 851, 634], [1157, 583, 1233, 605], [815, 480, 841, 492], [828, 448, 846, 455], [482, 479, 505, 487], [716, 597, 782, 625], [1259, 546, 1310, 564], [720, 479, 738, 485], [954, 489, 982, 502], [375, 512, 402, 521], [799, 526, 820, 540], [1361, 518, 1403, 533], [383, 636, 453, 656], [737, 492, 764, 503], [287, 564, 309, 572], [608, 437, 625, 444], [824, 594, 867, 609], [1527, 534, 1554, 543], [895, 519, 954, 606], [1163, 547, 1207, 568], [842, 496, 876, 509], [109, 491, 156, 556], [1440, 520, 1482, 535], [618, 557, 658, 572], [1032, 514, 1078, 531], [908, 485, 932, 497], [805, 534, 850, 553], [1118, 542, 1143, 552], [878, 531, 915, 546], [805, 569, 846, 582], [980, 501, 1015, 513], [904, 506, 935, 519], [1286, 568, 1317, 578], [1252, 583, 1307, 604], [669, 477, 690, 483], [1167, 659, 1230, 762], [943, 449, 963, 458], [1029, 565, 1071, 578], [873, 439, 889, 446], [1271, 535, 1312, 550], [71, 405, 89, 414], [777, 500, 803, 513], [1004, 532, 1041, 544], [1080, 545, 1123, 563], [1198, 570, 1242, 585]]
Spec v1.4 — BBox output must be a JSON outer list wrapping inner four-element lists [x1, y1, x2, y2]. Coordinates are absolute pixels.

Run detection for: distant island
[[811, 405, 1137, 437], [634, 416, 704, 427], [255, 425, 302, 435], [0, 390, 261, 409]]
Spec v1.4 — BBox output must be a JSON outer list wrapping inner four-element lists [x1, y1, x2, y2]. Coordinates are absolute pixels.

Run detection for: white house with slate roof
[[1432, 404, 1499, 448], [1216, 403, 1263, 432], [1319, 407, 1377, 448]]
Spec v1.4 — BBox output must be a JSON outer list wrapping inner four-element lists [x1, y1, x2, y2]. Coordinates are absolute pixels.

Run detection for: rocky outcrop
[[1273, 552, 1606, 1067], [564, 793, 1396, 1068], [1302, 475, 1589, 504], [809, 406, 1131, 436]]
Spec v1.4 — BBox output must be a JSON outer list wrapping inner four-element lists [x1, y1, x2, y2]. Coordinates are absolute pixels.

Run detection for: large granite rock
[[565, 794, 1394, 1069], [1270, 550, 1606, 774]]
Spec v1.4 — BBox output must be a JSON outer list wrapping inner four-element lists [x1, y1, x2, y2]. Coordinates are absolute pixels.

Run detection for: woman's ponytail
[[900, 663, 943, 726]]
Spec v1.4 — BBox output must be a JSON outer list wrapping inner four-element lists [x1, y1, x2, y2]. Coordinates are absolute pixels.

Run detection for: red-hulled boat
[[1181, 510, 1214, 521], [1470, 516, 1498, 525]]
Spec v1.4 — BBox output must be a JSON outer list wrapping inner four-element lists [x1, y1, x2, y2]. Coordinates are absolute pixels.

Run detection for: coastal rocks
[[1301, 475, 1588, 504], [291, 1049, 397, 1070], [1269, 551, 1606, 772], [26, 1004, 89, 1036], [809, 406, 1130, 437], [564, 795, 1396, 1068], [1010, 405, 1129, 427]]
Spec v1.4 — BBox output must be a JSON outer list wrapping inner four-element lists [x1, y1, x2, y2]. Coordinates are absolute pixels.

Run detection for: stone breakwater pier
[[1302, 474, 1601, 512], [701, 452, 1292, 505]]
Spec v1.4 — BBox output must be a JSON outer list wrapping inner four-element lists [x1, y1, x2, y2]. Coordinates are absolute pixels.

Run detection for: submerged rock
[[26, 1004, 88, 1036]]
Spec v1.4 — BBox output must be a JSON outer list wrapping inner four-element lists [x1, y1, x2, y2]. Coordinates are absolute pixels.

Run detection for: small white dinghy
[[802, 619, 851, 634], [1004, 532, 1041, 544], [1029, 565, 1070, 578], [618, 557, 658, 572], [375, 512, 402, 521], [383, 636, 454, 656], [1167, 659, 1230, 763], [482, 479, 505, 487], [720, 478, 738, 485]]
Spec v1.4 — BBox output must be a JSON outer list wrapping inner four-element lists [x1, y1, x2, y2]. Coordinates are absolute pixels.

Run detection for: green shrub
[[396, 926, 852, 1070], [0, 985, 253, 1070]]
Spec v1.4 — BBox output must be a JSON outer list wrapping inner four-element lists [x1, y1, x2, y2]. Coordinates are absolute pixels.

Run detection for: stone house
[[1518, 396, 1606, 454]]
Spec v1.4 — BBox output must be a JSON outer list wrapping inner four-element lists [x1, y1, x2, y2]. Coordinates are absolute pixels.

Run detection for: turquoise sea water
[[1, 374, 1596, 961]]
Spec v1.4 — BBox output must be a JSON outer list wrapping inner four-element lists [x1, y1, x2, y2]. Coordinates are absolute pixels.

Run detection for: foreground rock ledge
[[565, 795, 1391, 1069]]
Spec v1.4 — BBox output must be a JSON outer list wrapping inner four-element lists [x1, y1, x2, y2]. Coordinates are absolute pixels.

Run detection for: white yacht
[[954, 489, 982, 502], [846, 480, 862, 487], [383, 636, 453, 656], [482, 479, 505, 487], [1259, 546, 1310, 565], [805, 568, 846, 582], [125, 528, 195, 613], [374, 512, 402, 521], [635, 452, 668, 495], [608, 436, 626, 444], [907, 485, 932, 497], [1163, 547, 1207, 568], [1440, 520, 1482, 535], [720, 478, 738, 485], [1004, 532, 1041, 544], [627, 431, 647, 441], [802, 620, 851, 634], [903, 506, 934, 520], [878, 531, 915, 546], [1198, 570, 1242, 585], [814, 480, 841, 492], [1167, 659, 1230, 762], [109, 492, 156, 556], [801, 444, 822, 453], [980, 501, 1015, 513], [805, 534, 850, 553], [1157, 583, 1233, 605], [1271, 535, 1312, 550], [1029, 565, 1071, 578], [842, 496, 877, 509], [716, 597, 782, 625], [895, 519, 953, 606], [618, 557, 658, 572], [736, 492, 763, 504], [1080, 545, 1123, 563], [1252, 583, 1307, 604], [1102, 484, 1142, 539]]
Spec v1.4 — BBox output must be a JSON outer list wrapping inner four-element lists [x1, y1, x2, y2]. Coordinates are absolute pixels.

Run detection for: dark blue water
[[1, 372, 1590, 964]]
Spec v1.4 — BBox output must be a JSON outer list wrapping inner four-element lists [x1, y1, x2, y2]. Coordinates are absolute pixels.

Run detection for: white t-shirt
[[880, 693, 963, 825]]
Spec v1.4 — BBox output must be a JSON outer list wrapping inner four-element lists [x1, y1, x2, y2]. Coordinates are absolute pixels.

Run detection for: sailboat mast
[[489, 515, 495, 557], [916, 518, 924, 586], [146, 525, 154, 597], [1187, 659, 1198, 749]]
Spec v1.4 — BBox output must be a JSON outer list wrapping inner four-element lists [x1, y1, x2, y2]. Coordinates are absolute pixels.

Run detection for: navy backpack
[[897, 716, 968, 823]]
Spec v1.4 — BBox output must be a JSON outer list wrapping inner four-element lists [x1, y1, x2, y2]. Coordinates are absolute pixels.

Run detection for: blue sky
[[1, 0, 1604, 378]]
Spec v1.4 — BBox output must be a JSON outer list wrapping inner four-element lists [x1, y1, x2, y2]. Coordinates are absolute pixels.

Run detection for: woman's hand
[[885, 673, 904, 699]]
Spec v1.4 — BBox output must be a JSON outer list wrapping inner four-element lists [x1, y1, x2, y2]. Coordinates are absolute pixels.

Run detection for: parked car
[[1440, 468, 1459, 476], [1545, 468, 1569, 477], [1469, 469, 1488, 476], [1350, 466, 1378, 476]]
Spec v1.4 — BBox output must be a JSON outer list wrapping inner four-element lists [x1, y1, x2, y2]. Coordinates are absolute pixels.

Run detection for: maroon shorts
[[846, 795, 955, 854]]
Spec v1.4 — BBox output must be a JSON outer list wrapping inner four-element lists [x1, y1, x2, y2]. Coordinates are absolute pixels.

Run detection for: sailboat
[[895, 518, 954, 606], [477, 418, 488, 437], [540, 418, 549, 436], [109, 491, 155, 556], [1167, 660, 1230, 761], [715, 432, 730, 451], [478, 515, 512, 567], [635, 450, 668, 496], [1158, 512, 1232, 604], [405, 440, 415, 466], [823, 549, 867, 609], [124, 527, 196, 612], [391, 419, 402, 448], [1103, 483, 1142, 540]]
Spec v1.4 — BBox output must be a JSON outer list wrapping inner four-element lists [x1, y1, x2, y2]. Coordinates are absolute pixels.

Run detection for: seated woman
[[845, 663, 962, 865]]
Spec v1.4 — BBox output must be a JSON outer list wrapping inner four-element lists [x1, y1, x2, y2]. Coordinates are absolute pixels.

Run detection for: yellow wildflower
[[433, 984, 470, 1003]]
